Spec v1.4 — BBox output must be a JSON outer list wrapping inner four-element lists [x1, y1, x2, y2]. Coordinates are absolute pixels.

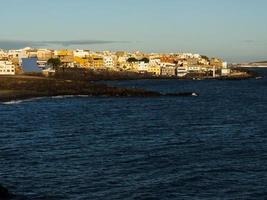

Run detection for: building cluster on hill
[[0, 47, 231, 77]]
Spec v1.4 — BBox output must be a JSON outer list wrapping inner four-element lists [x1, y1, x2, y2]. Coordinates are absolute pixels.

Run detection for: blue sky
[[0, 0, 267, 62]]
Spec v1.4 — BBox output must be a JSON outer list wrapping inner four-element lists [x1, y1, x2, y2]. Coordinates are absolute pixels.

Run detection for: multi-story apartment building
[[0, 49, 7, 59], [54, 50, 74, 63], [148, 65, 161, 76], [161, 65, 176, 76], [177, 66, 188, 77], [103, 56, 115, 69], [88, 55, 104, 68], [138, 61, 149, 72], [74, 49, 90, 58], [74, 57, 89, 67], [0, 61, 15, 75], [37, 49, 53, 61], [210, 58, 224, 68]]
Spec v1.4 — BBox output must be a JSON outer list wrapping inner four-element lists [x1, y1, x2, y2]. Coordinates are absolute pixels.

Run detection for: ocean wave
[[51, 95, 90, 99], [1, 97, 45, 105], [1, 95, 91, 105]]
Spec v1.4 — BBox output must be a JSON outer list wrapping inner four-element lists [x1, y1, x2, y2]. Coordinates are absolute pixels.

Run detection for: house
[[177, 66, 188, 77], [37, 60, 48, 69], [210, 58, 224, 68], [8, 49, 21, 59], [161, 65, 176, 76], [42, 68, 56, 77], [149, 58, 161, 66], [0, 61, 15, 75], [74, 49, 89, 58], [37, 49, 53, 61], [148, 65, 161, 76], [221, 64, 231, 76], [123, 62, 139, 72], [188, 65, 202, 73], [103, 56, 115, 69], [54, 50, 74, 63], [138, 61, 149, 72], [88, 55, 104, 68], [0, 49, 7, 59], [74, 57, 89, 67]]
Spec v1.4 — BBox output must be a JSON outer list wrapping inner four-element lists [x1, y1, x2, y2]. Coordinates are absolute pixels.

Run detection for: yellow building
[[88, 55, 104, 69], [74, 56, 89, 67], [148, 65, 161, 76], [123, 62, 139, 72], [55, 50, 74, 63]]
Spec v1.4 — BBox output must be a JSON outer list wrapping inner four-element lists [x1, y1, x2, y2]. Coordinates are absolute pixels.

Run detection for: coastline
[[0, 69, 257, 103], [0, 75, 199, 103], [0, 75, 159, 103]]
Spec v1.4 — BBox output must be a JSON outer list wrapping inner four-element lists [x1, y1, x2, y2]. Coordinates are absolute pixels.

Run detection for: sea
[[0, 69, 267, 200]]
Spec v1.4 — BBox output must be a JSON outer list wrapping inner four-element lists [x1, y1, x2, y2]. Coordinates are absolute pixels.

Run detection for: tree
[[201, 55, 209, 61], [127, 57, 138, 63], [140, 57, 149, 63], [47, 58, 61, 70]]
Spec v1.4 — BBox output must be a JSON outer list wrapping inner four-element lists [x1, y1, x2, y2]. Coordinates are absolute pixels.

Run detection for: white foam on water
[[1, 95, 93, 105], [51, 95, 90, 99], [51, 95, 76, 99], [1, 97, 45, 105]]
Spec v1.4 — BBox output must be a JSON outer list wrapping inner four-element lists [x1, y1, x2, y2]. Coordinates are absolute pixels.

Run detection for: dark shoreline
[[0, 68, 258, 103], [0, 75, 200, 103]]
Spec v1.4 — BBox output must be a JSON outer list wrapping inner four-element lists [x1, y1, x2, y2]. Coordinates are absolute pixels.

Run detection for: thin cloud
[[0, 39, 129, 49], [241, 39, 267, 46], [242, 39, 257, 44]]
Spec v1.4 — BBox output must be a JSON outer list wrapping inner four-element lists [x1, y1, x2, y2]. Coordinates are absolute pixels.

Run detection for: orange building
[[160, 56, 176, 64]]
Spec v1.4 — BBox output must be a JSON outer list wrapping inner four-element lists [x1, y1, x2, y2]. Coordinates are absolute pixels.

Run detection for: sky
[[0, 0, 267, 62]]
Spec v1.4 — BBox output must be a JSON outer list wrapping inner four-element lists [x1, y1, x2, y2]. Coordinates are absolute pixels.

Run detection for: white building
[[74, 49, 89, 58], [160, 62, 175, 68], [42, 67, 55, 77], [221, 62, 230, 76], [8, 49, 21, 59], [0, 61, 15, 75], [222, 62, 228, 68], [177, 66, 188, 77], [8, 47, 33, 66], [178, 53, 200, 59], [117, 56, 128, 64], [188, 65, 201, 72], [103, 56, 115, 68], [138, 61, 149, 72], [0, 49, 7, 59], [149, 58, 161, 66], [221, 68, 231, 76]]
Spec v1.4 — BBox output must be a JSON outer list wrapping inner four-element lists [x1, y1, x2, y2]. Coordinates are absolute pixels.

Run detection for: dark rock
[[164, 92, 199, 97], [0, 184, 11, 199]]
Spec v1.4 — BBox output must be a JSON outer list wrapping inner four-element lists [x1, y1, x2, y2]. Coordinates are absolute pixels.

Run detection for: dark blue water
[[1, 69, 267, 200]]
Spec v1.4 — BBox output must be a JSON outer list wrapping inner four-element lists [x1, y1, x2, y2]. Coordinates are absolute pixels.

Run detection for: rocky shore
[[0, 184, 13, 199], [0, 75, 199, 102]]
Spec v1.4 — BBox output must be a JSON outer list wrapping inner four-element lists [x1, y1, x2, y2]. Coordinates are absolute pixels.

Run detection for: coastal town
[[0, 47, 237, 78]]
